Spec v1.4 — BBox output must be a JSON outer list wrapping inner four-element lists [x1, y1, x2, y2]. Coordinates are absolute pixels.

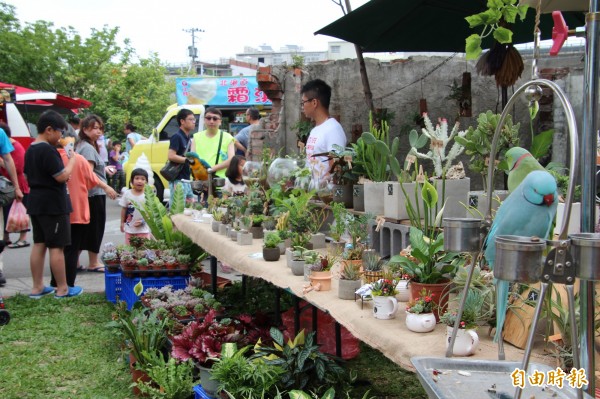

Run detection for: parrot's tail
[[494, 279, 510, 343]]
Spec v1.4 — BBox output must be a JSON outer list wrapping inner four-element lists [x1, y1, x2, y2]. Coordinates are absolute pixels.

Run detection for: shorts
[[31, 214, 71, 248]]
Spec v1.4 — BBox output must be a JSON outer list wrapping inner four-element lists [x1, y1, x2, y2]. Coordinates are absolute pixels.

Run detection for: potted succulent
[[338, 260, 362, 300], [405, 288, 437, 333], [307, 247, 341, 292], [362, 250, 384, 284], [211, 209, 223, 232], [357, 114, 400, 216], [439, 290, 485, 356], [371, 278, 399, 320], [263, 231, 282, 262]]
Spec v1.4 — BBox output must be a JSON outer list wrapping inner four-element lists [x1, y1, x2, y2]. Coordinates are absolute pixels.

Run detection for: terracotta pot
[[309, 270, 332, 291], [409, 280, 451, 322], [129, 354, 152, 397]]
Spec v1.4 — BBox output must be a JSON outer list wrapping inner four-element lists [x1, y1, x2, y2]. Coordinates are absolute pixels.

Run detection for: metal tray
[[411, 357, 592, 399]]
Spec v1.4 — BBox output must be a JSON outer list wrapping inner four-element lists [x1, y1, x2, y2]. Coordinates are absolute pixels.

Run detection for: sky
[[5, 0, 370, 65]]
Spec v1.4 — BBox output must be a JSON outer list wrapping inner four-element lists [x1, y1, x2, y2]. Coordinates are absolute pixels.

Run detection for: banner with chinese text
[[175, 77, 271, 107]]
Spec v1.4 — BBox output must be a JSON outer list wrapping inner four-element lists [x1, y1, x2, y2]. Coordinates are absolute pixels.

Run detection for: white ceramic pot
[[372, 295, 399, 320], [396, 279, 410, 302], [405, 311, 436, 333], [445, 326, 479, 356]]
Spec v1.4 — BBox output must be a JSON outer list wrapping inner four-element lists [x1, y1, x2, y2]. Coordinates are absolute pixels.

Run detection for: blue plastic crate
[[121, 275, 189, 310], [104, 271, 122, 303], [193, 384, 212, 399]]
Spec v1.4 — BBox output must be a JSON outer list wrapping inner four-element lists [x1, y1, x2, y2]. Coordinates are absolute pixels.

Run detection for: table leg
[[335, 322, 342, 358], [241, 275, 247, 299], [293, 296, 300, 335], [312, 305, 318, 345], [274, 287, 281, 326], [210, 255, 217, 297]]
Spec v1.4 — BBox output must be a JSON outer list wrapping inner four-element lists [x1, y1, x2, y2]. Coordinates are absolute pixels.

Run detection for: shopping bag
[[6, 200, 29, 233]]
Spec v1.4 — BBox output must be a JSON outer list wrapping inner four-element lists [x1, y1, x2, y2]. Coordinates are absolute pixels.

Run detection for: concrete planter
[[353, 184, 365, 211], [290, 259, 305, 276], [229, 229, 238, 241], [218, 223, 228, 236], [338, 278, 361, 300], [211, 220, 221, 232], [237, 231, 253, 245], [383, 181, 421, 220], [432, 178, 470, 218], [364, 181, 385, 215], [332, 184, 353, 208], [309, 233, 326, 249], [467, 190, 509, 216]]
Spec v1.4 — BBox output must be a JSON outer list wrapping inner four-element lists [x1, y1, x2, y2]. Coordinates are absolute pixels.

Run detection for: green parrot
[[505, 147, 545, 193]]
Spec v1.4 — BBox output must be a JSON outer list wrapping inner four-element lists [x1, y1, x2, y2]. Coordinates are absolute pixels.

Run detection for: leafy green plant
[[328, 144, 358, 185], [292, 119, 314, 144], [134, 353, 198, 399], [465, 0, 529, 60], [346, 213, 371, 250], [109, 304, 169, 370], [251, 328, 352, 394], [211, 344, 285, 398], [454, 110, 521, 187], [329, 202, 348, 242], [264, 231, 283, 248], [389, 227, 461, 284], [134, 185, 208, 266], [355, 113, 400, 182]]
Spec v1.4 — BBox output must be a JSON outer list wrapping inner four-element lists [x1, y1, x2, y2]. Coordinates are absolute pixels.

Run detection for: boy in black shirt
[[24, 110, 81, 298]]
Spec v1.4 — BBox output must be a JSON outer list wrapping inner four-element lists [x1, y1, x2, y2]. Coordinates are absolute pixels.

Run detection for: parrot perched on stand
[[185, 152, 211, 181], [505, 147, 545, 194], [484, 170, 558, 343]]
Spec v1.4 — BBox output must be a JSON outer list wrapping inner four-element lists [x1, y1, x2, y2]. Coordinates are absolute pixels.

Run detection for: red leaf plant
[[171, 309, 271, 368]]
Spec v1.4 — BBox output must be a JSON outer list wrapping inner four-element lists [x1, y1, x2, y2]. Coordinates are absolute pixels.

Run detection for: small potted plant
[[328, 202, 348, 251], [137, 257, 150, 271], [439, 290, 485, 356], [405, 288, 437, 333], [287, 232, 311, 267], [338, 261, 362, 300], [362, 250, 384, 284], [307, 247, 341, 292], [249, 214, 265, 239], [211, 210, 223, 232], [263, 231, 282, 262], [237, 228, 253, 246], [370, 277, 399, 320]]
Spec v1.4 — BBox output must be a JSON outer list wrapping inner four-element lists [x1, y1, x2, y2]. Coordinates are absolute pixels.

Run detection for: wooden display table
[[171, 214, 554, 372]]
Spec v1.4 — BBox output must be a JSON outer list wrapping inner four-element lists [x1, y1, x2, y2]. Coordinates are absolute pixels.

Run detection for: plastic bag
[[6, 200, 29, 233]]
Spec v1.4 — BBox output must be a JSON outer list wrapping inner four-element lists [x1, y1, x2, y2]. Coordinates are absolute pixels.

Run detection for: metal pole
[[579, 2, 600, 393]]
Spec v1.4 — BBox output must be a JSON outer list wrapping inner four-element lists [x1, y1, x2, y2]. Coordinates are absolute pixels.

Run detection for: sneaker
[[0, 270, 5, 286], [54, 286, 83, 298], [29, 286, 55, 299]]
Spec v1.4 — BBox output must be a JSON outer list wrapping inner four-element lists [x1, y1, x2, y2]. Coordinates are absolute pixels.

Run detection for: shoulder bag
[[0, 176, 16, 207], [159, 137, 191, 181]]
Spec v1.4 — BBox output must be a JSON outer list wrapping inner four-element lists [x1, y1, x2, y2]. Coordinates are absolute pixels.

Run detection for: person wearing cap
[[24, 110, 82, 298]]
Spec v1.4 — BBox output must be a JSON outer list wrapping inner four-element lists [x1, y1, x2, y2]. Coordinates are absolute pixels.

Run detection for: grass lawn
[[0, 293, 426, 399]]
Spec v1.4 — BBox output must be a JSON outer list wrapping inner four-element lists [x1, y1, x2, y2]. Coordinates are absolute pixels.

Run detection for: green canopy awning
[[315, 0, 585, 53]]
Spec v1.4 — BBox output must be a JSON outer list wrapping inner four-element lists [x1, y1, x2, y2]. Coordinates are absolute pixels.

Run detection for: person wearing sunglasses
[[301, 79, 347, 188], [191, 107, 235, 196]]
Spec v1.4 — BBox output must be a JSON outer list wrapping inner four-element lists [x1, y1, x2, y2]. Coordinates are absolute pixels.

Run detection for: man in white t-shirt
[[301, 79, 347, 187]]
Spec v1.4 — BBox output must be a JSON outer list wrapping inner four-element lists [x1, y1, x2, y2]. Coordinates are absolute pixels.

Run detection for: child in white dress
[[119, 168, 151, 244]]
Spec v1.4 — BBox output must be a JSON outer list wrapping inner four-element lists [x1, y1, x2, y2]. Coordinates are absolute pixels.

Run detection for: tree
[[89, 56, 174, 141], [0, 2, 173, 141]]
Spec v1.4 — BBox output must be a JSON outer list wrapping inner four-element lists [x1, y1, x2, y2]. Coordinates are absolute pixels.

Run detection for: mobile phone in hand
[[64, 142, 74, 158]]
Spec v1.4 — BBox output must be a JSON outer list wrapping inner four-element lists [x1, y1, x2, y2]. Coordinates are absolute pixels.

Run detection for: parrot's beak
[[543, 193, 555, 206]]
